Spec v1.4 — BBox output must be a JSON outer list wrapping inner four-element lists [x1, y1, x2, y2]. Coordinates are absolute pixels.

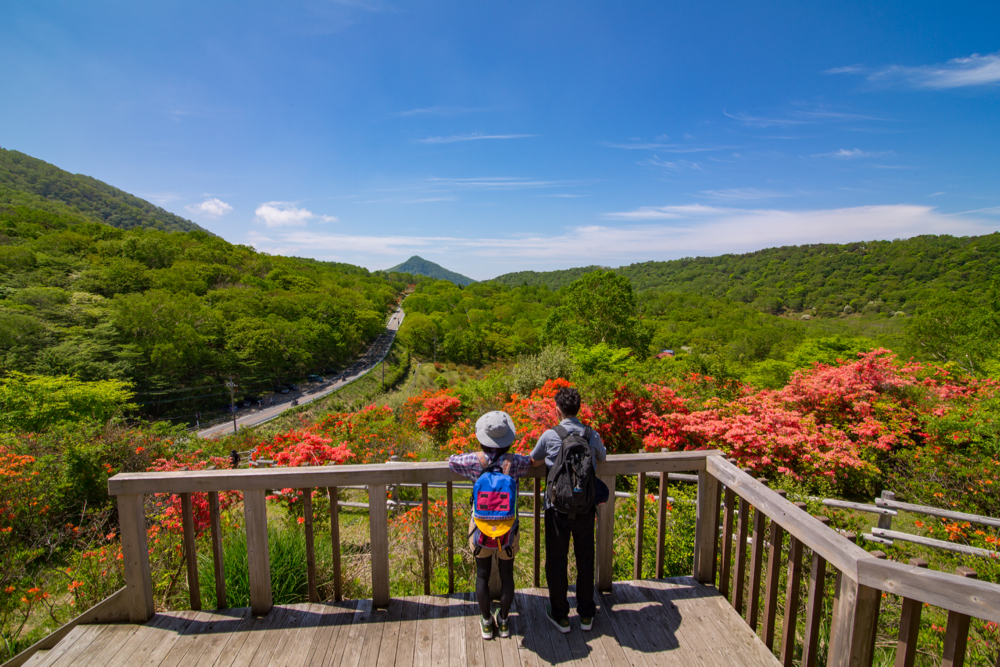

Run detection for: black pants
[[476, 555, 514, 620], [544, 507, 597, 620]]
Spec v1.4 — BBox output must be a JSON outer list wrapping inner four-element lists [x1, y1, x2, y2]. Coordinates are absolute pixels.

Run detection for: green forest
[[494, 233, 1000, 317], [0, 184, 405, 422], [0, 148, 205, 233]]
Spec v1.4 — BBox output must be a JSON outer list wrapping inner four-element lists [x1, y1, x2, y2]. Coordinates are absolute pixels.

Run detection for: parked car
[[279, 386, 290, 394], [243, 395, 260, 407], [307, 374, 324, 383], [288, 383, 299, 391]]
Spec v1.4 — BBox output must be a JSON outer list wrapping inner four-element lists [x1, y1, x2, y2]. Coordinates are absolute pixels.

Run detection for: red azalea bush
[[147, 452, 242, 536]]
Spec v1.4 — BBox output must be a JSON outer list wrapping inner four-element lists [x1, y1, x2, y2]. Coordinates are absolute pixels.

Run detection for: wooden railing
[[107, 450, 1000, 667]]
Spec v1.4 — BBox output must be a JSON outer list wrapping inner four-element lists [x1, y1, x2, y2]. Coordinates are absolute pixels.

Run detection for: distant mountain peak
[[386, 255, 475, 286]]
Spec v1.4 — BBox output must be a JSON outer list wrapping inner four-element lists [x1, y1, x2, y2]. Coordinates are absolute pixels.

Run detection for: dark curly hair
[[554, 387, 581, 417]]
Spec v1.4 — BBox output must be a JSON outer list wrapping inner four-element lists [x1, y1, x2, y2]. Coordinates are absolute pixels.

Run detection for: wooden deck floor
[[26, 578, 780, 667]]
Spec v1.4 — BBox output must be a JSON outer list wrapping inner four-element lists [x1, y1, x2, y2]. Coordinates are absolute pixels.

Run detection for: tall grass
[[197, 525, 310, 608]]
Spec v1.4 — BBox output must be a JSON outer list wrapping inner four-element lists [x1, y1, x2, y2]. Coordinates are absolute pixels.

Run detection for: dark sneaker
[[546, 606, 571, 634], [579, 615, 594, 631], [494, 609, 510, 638], [480, 615, 493, 639]]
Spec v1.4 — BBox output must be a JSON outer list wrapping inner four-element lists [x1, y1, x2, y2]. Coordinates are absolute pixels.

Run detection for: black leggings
[[475, 555, 515, 620]]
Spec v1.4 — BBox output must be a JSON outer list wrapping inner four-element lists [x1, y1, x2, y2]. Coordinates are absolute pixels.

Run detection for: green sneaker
[[579, 615, 594, 631], [493, 609, 510, 638], [546, 606, 571, 634], [480, 614, 493, 640]]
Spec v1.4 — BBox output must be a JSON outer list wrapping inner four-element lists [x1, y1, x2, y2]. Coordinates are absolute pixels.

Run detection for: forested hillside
[[386, 255, 475, 286], [0, 147, 205, 233], [494, 234, 1000, 317], [0, 200, 402, 416]]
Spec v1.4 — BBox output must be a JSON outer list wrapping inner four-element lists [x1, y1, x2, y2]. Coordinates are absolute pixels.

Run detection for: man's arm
[[530, 432, 550, 467], [589, 429, 607, 462]]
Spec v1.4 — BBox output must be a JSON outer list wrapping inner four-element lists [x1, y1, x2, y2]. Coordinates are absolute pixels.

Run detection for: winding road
[[197, 305, 405, 439]]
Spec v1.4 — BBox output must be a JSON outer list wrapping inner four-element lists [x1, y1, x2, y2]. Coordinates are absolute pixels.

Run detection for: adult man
[[530, 387, 607, 633]]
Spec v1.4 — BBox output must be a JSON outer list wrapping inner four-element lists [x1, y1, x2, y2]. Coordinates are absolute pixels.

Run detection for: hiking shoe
[[579, 615, 594, 631], [480, 615, 494, 639], [493, 609, 510, 638], [546, 606, 571, 634]]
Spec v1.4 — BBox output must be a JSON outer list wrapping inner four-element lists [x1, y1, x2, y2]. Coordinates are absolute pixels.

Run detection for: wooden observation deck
[[8, 452, 1000, 667]]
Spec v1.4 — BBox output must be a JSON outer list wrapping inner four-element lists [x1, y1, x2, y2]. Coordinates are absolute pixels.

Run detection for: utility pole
[[227, 376, 237, 434], [433, 336, 437, 364]]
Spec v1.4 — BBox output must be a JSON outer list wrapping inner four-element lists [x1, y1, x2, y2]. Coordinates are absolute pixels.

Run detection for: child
[[448, 411, 532, 639]]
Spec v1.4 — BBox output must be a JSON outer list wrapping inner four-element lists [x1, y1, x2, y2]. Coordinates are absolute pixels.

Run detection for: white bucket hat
[[475, 411, 517, 449]]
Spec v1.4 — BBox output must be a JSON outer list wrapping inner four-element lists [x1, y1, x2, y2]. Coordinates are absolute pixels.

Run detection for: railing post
[[761, 489, 787, 651], [596, 472, 616, 592], [118, 494, 154, 623], [802, 516, 831, 667], [369, 484, 390, 608], [180, 492, 201, 611], [693, 469, 720, 584], [941, 566, 977, 667], [655, 469, 669, 579], [826, 568, 880, 667], [633, 472, 646, 580], [208, 491, 226, 609], [328, 486, 342, 602], [891, 558, 928, 667], [447, 481, 455, 594], [747, 478, 768, 629], [244, 489, 272, 616]]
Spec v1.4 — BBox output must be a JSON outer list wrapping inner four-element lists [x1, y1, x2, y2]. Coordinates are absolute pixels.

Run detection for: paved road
[[197, 305, 405, 439]]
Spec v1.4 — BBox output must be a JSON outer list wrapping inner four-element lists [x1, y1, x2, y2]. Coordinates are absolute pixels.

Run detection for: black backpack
[[546, 425, 597, 519]]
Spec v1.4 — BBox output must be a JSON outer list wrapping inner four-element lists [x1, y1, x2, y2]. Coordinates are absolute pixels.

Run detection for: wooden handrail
[[105, 447, 1000, 667], [107, 450, 717, 496], [706, 456, 872, 579]]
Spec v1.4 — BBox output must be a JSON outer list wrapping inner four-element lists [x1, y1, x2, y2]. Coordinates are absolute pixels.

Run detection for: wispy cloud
[[144, 192, 183, 206], [723, 111, 808, 128], [401, 197, 457, 204], [603, 204, 728, 220], [395, 106, 494, 117], [254, 202, 337, 227], [640, 157, 703, 171], [868, 52, 1000, 89], [812, 148, 893, 159], [423, 176, 568, 190], [823, 65, 866, 75], [417, 133, 535, 144], [928, 192, 947, 197], [725, 107, 889, 128], [249, 205, 994, 280], [186, 198, 233, 217], [604, 141, 734, 152], [696, 188, 788, 201]]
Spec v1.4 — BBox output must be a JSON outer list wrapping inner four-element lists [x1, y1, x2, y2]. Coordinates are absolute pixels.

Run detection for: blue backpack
[[469, 454, 520, 556]]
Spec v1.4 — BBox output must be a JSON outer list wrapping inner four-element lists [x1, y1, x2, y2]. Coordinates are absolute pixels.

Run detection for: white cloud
[[395, 106, 494, 117], [604, 141, 734, 152], [424, 176, 569, 190], [641, 156, 703, 171], [725, 108, 889, 128], [417, 133, 535, 144], [813, 148, 892, 159], [696, 188, 788, 201], [145, 192, 183, 206], [186, 198, 233, 217], [247, 205, 995, 280], [254, 202, 337, 227], [824, 65, 866, 75], [868, 52, 1000, 89]]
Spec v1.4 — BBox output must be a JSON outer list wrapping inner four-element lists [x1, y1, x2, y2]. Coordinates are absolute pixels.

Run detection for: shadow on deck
[[27, 578, 778, 667]]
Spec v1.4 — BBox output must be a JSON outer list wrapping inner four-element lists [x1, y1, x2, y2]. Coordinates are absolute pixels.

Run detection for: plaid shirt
[[448, 451, 533, 483]]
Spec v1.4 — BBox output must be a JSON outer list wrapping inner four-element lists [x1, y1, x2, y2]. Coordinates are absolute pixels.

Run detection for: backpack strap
[[553, 425, 570, 440]]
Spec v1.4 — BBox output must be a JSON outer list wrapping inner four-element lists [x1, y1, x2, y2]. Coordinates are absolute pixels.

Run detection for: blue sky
[[2, 0, 998, 280]]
